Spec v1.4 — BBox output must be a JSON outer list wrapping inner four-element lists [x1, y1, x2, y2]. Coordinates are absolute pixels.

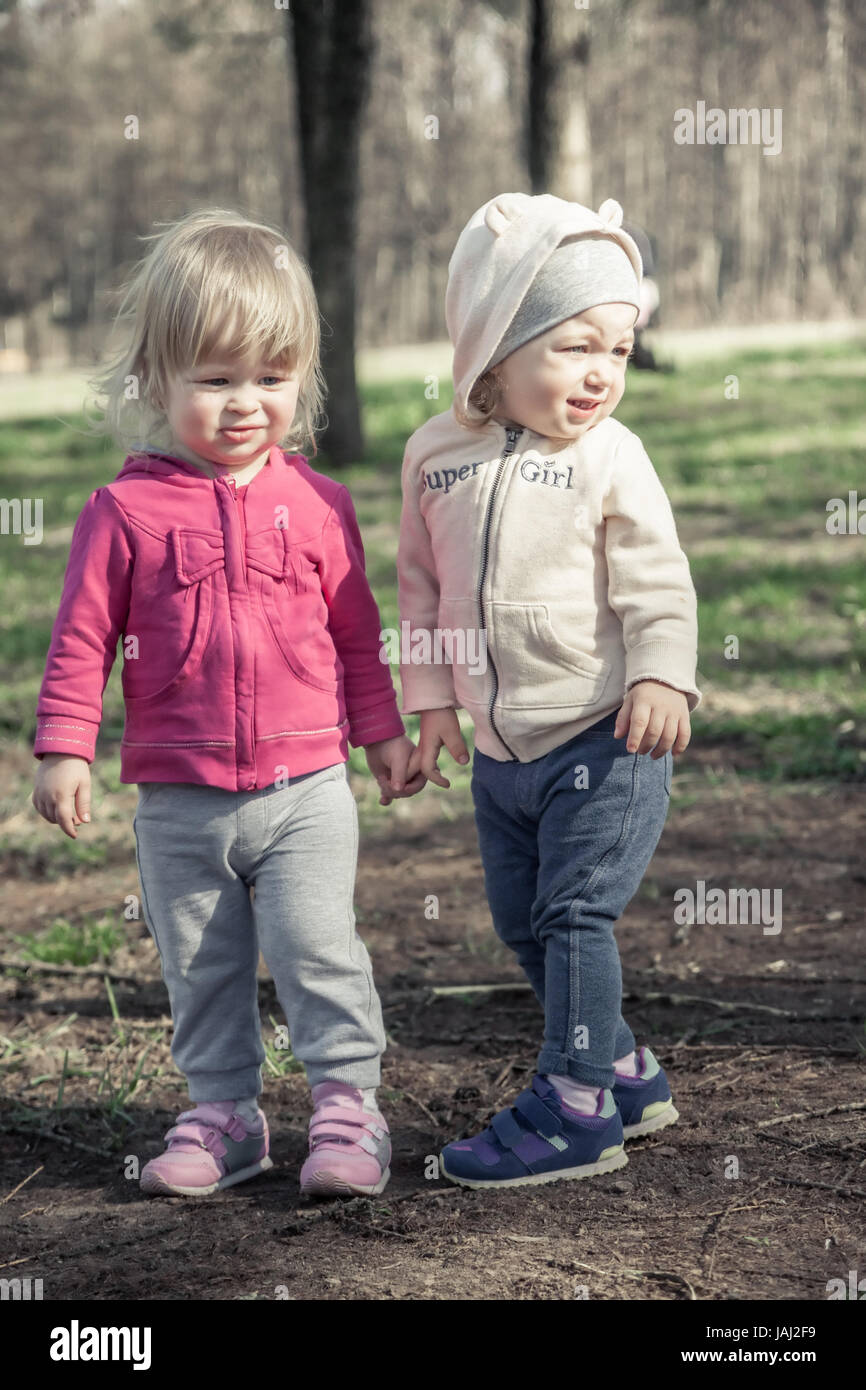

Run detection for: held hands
[[614, 680, 691, 757], [406, 708, 469, 789], [365, 734, 428, 806], [32, 754, 92, 839], [396, 685, 689, 793]]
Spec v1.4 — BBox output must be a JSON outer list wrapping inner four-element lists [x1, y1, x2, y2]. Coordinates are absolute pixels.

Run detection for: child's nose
[[584, 357, 615, 386]]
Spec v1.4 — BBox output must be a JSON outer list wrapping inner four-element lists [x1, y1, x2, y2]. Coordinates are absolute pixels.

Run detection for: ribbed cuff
[[34, 715, 98, 761], [624, 641, 701, 712]]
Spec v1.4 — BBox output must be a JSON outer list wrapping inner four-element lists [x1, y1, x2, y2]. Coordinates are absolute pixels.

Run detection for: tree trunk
[[286, 0, 373, 467], [527, 0, 592, 202]]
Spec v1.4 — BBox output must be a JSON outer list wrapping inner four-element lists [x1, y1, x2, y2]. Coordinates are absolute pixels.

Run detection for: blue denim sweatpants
[[470, 709, 672, 1089], [132, 762, 386, 1101]]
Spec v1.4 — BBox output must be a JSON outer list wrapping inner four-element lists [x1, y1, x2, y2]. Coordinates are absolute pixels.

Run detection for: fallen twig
[[492, 1057, 520, 1090], [0, 958, 141, 986], [1, 1165, 44, 1205], [4, 1119, 113, 1158], [570, 1258, 696, 1300], [769, 1175, 866, 1200], [757, 1100, 866, 1128], [430, 983, 532, 997], [700, 1198, 783, 1219], [401, 1089, 441, 1129], [625, 989, 796, 1018]]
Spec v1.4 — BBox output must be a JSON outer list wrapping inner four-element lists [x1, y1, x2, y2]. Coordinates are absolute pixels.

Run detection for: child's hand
[[412, 708, 470, 789], [32, 754, 92, 839], [614, 680, 691, 757], [364, 735, 427, 805]]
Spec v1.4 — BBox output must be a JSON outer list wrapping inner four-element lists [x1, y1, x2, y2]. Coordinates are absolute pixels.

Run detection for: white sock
[[547, 1073, 601, 1115], [614, 1050, 640, 1077], [319, 1085, 380, 1116], [360, 1087, 379, 1115]]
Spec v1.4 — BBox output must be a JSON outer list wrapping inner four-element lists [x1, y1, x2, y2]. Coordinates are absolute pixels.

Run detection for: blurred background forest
[[2, 0, 864, 372]]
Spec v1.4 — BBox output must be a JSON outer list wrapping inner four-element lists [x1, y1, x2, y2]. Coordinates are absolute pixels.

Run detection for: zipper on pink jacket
[[220, 474, 257, 790], [477, 425, 522, 760]]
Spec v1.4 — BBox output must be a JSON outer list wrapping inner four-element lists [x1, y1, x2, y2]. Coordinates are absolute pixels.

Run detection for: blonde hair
[[88, 208, 326, 458], [464, 368, 504, 428]]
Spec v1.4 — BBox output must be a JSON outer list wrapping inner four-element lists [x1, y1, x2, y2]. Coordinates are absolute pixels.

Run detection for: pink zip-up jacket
[[33, 446, 405, 791]]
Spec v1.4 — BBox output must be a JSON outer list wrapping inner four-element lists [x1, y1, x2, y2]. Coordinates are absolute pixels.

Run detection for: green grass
[[12, 914, 122, 966], [262, 1015, 305, 1077], [3, 338, 865, 813]]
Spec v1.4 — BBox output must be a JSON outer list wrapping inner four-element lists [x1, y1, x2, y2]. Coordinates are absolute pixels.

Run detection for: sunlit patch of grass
[[12, 914, 122, 966]]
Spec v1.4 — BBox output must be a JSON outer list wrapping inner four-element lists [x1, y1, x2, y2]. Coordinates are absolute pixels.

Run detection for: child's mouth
[[567, 399, 602, 416], [221, 426, 263, 441]]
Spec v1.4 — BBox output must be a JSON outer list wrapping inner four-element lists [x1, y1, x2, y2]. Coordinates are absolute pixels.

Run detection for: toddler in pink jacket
[[32, 209, 423, 1200]]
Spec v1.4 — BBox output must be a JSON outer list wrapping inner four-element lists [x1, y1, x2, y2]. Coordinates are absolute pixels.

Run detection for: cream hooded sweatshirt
[[396, 193, 701, 763]]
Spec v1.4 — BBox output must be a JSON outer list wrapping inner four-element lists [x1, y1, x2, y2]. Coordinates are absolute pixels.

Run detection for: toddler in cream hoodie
[[395, 193, 701, 1189]]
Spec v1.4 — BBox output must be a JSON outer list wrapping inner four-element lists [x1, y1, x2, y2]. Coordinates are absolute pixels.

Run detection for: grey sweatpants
[[132, 762, 386, 1100]]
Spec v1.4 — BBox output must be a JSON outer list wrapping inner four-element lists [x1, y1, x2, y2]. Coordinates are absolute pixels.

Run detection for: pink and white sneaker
[[299, 1082, 391, 1198], [140, 1102, 273, 1197]]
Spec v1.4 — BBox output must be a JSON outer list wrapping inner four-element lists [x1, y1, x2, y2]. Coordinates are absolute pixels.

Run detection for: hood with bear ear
[[444, 193, 643, 422]]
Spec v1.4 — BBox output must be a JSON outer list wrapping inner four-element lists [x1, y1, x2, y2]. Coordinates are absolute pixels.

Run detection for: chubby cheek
[[543, 363, 574, 400], [183, 394, 218, 435]]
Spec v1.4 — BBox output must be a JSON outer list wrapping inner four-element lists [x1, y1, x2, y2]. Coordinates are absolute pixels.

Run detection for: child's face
[[493, 303, 636, 444], [161, 351, 300, 471]]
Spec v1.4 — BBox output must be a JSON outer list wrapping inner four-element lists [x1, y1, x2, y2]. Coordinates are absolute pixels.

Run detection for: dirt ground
[[1, 745, 864, 1302]]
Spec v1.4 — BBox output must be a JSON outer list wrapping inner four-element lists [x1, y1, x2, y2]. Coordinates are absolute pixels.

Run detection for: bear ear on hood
[[596, 198, 624, 228], [484, 193, 530, 237]]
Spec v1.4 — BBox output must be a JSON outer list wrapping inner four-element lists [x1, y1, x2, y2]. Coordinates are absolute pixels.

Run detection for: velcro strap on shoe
[[310, 1119, 367, 1146], [164, 1123, 217, 1150], [514, 1091, 563, 1139], [490, 1107, 524, 1150], [309, 1107, 386, 1139]]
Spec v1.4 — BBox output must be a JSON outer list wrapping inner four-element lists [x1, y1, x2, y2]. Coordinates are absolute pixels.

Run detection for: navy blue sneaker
[[439, 1074, 627, 1189], [612, 1045, 679, 1139]]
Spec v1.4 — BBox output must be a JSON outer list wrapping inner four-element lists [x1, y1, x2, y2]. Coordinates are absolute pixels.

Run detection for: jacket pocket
[[253, 534, 341, 694], [489, 602, 610, 710], [122, 527, 221, 702]]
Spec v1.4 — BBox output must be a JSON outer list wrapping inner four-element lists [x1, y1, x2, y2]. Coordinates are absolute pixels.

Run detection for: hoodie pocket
[[122, 527, 221, 702], [490, 602, 610, 710]]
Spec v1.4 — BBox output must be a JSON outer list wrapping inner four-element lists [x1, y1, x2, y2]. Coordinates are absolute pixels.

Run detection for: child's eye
[[197, 375, 284, 387]]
